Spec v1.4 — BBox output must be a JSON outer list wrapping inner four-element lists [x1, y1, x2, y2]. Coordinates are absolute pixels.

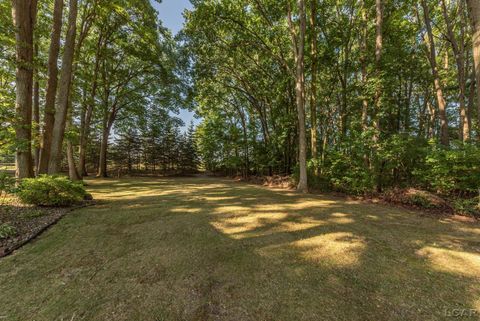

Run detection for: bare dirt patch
[[0, 199, 90, 258]]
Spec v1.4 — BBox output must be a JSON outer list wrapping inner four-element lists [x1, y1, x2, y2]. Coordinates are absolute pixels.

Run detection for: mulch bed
[[234, 175, 295, 189], [0, 199, 92, 258]]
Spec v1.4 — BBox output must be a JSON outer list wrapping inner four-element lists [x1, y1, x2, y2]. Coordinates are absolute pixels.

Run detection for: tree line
[[183, 0, 480, 194], [1, 0, 182, 180]]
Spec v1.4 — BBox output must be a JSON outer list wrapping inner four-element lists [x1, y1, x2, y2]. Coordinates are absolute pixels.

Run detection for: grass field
[[0, 177, 479, 321]]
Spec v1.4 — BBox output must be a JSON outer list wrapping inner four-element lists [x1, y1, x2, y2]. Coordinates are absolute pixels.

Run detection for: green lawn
[[1, 177, 479, 321]]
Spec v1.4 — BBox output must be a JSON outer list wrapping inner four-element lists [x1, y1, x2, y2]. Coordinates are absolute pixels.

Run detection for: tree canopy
[[1, 0, 480, 196]]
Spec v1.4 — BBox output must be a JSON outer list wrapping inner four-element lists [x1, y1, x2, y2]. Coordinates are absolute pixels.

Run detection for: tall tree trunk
[[97, 109, 114, 178], [309, 0, 318, 170], [66, 101, 81, 180], [422, 0, 449, 146], [33, 43, 40, 174], [38, 0, 63, 174], [97, 118, 109, 178], [288, 0, 308, 193], [78, 43, 100, 176], [11, 0, 37, 179], [373, 0, 383, 140], [48, 0, 78, 174], [360, 0, 369, 131], [466, 0, 480, 139], [373, 0, 384, 192], [441, 0, 468, 141]]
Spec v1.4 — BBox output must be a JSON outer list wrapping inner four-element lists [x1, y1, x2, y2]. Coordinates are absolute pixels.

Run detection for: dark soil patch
[[0, 199, 91, 258]]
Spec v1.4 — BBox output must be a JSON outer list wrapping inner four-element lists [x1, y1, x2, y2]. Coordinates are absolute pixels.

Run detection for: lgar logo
[[445, 308, 478, 318]]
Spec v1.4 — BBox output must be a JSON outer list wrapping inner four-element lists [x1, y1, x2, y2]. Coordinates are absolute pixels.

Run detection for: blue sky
[[150, 0, 197, 129]]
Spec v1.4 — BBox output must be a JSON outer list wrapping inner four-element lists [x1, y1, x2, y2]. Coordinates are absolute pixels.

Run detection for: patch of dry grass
[[0, 177, 479, 320]]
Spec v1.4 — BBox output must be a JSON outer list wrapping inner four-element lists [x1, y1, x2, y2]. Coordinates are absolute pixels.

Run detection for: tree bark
[[66, 101, 81, 181], [79, 38, 101, 176], [309, 0, 318, 169], [441, 0, 468, 141], [38, 0, 64, 174], [288, 0, 308, 193], [33, 43, 40, 173], [422, 0, 449, 146], [11, 0, 37, 179], [373, 0, 383, 141], [48, 0, 78, 174], [360, 0, 369, 132], [466, 0, 480, 140], [97, 114, 114, 178], [373, 0, 384, 193]]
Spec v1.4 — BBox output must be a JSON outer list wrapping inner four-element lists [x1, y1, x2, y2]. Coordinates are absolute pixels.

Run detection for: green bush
[[414, 141, 480, 195], [0, 223, 17, 239], [0, 172, 15, 198], [16, 175, 87, 207], [408, 194, 433, 209], [452, 197, 480, 218]]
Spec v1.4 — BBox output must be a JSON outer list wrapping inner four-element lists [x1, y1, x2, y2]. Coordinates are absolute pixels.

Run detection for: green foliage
[[0, 223, 17, 239], [22, 209, 47, 219], [324, 152, 374, 195], [452, 197, 480, 218], [415, 142, 480, 195], [16, 175, 87, 207], [0, 172, 15, 198], [408, 194, 434, 209]]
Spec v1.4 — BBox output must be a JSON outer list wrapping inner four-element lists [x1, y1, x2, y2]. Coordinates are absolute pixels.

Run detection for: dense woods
[[183, 0, 480, 195], [1, 0, 480, 197]]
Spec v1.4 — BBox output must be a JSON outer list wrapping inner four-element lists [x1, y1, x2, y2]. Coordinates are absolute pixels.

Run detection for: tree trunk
[[360, 0, 369, 131], [288, 0, 308, 193], [65, 100, 81, 181], [38, 0, 63, 174], [48, 0, 77, 174], [374, 0, 384, 192], [441, 0, 468, 141], [11, 0, 37, 179], [79, 39, 101, 176], [373, 0, 383, 140], [309, 0, 318, 169], [422, 0, 449, 146], [97, 122, 109, 178], [33, 44, 40, 174], [97, 110, 114, 178], [466, 0, 480, 139]]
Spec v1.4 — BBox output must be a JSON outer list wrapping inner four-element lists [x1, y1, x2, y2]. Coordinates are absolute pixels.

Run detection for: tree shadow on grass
[[1, 177, 479, 321]]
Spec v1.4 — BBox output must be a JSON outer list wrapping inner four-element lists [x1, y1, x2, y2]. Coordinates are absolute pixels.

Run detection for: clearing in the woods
[[0, 177, 479, 321]]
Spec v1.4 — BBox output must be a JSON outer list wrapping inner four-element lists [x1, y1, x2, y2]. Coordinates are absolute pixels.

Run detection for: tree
[[309, 0, 318, 169], [48, 0, 78, 174], [289, 0, 308, 193], [38, 0, 63, 174], [11, 0, 37, 179], [421, 0, 450, 146], [467, 0, 480, 137]]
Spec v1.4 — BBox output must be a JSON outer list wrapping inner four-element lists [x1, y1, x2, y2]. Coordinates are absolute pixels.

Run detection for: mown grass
[[0, 177, 479, 321]]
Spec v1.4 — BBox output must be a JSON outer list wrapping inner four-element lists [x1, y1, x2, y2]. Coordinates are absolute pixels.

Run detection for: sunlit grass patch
[[416, 246, 480, 278], [293, 232, 367, 267]]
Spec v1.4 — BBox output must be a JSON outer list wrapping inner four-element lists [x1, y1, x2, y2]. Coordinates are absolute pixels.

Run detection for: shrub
[[0, 223, 17, 239], [16, 175, 87, 207], [414, 141, 480, 195], [22, 209, 47, 219], [0, 172, 15, 198], [408, 194, 433, 209], [452, 197, 480, 218]]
